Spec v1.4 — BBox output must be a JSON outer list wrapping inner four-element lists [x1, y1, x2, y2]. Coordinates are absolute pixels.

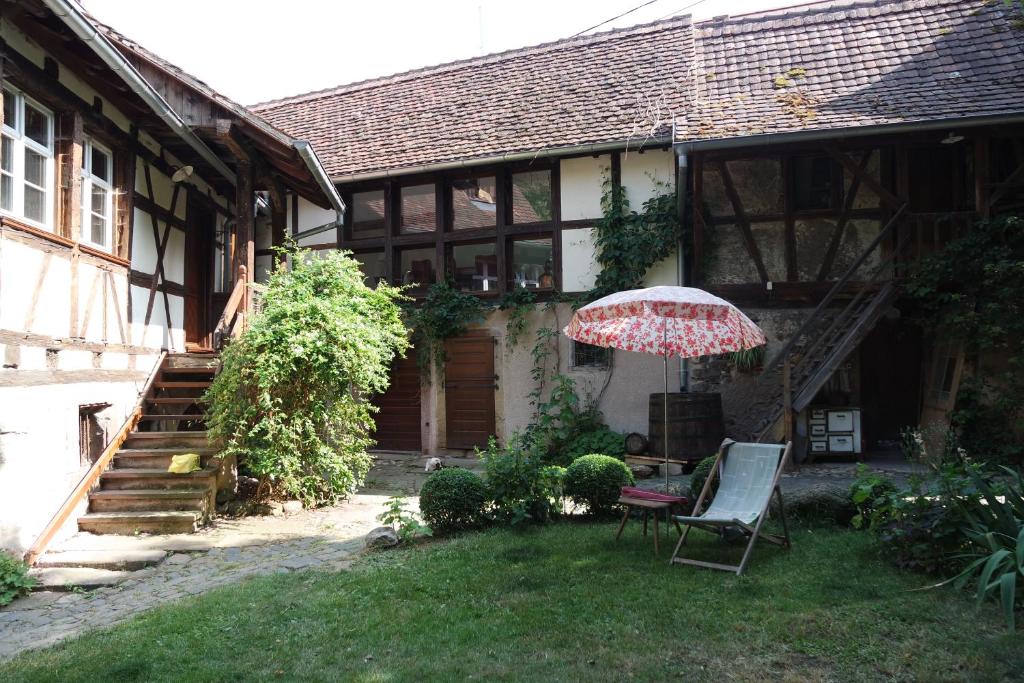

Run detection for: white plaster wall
[[0, 358, 158, 554], [294, 196, 338, 249], [163, 224, 186, 284], [560, 155, 610, 220], [642, 253, 679, 287], [621, 148, 675, 208], [561, 227, 599, 293], [131, 207, 159, 274], [0, 237, 72, 339]]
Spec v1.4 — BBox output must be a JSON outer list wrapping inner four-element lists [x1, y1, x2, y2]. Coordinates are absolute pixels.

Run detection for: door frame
[[183, 195, 215, 351]]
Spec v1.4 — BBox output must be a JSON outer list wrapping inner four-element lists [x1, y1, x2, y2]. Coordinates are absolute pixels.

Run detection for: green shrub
[[564, 454, 634, 515], [0, 551, 35, 606], [849, 464, 899, 529], [689, 455, 719, 502], [479, 436, 564, 526], [419, 468, 487, 532], [205, 249, 408, 506], [564, 427, 626, 463]]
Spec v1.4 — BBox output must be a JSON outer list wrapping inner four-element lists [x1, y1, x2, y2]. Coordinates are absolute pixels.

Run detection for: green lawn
[[4, 522, 1022, 682]]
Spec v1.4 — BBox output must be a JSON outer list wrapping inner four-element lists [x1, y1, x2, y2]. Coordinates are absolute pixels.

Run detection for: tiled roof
[[253, 0, 1024, 180], [682, 0, 1024, 143], [251, 18, 695, 180]]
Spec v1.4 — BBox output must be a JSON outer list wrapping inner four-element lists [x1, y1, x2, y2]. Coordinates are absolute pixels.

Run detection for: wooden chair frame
[[669, 439, 793, 575]]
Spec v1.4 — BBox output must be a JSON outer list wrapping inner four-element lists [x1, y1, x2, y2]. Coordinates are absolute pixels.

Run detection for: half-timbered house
[[254, 0, 1024, 460], [0, 0, 340, 556]]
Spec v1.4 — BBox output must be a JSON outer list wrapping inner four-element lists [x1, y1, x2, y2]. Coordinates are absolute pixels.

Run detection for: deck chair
[[669, 439, 792, 575]]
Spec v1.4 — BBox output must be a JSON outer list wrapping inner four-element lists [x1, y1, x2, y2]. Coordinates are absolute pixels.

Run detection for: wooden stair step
[[140, 414, 207, 421], [34, 549, 168, 571], [115, 448, 216, 469], [78, 511, 201, 535], [160, 367, 217, 375], [153, 381, 212, 389], [147, 397, 207, 405], [100, 467, 217, 490], [29, 566, 131, 590], [124, 432, 210, 449], [89, 488, 210, 513]]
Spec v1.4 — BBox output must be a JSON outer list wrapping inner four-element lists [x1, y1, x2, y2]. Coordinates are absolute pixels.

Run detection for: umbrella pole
[[663, 352, 669, 494]]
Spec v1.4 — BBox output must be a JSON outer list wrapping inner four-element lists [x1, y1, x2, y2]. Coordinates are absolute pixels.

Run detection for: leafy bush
[[564, 427, 626, 463], [205, 249, 408, 506], [0, 551, 35, 606], [689, 455, 719, 503], [564, 454, 634, 515], [419, 468, 487, 532], [850, 464, 899, 529], [377, 495, 432, 542], [478, 436, 564, 525], [950, 466, 1024, 631]]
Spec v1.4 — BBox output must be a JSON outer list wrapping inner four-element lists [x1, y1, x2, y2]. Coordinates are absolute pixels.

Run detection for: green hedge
[[564, 454, 634, 515], [419, 468, 487, 532]]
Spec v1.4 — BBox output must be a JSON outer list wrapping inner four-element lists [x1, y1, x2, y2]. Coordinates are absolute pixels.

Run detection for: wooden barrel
[[648, 393, 724, 462], [624, 432, 648, 455]]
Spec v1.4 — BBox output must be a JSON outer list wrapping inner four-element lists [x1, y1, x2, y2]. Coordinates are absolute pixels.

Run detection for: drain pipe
[[675, 146, 690, 393], [293, 140, 345, 221], [43, 0, 236, 184]]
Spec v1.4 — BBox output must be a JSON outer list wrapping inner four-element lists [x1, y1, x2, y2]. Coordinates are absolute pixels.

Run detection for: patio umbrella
[[564, 286, 766, 492]]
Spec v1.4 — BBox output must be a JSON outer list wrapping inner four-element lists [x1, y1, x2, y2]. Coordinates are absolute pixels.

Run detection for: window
[[212, 214, 234, 293], [509, 237, 553, 289], [396, 246, 436, 289], [452, 242, 497, 292], [573, 341, 610, 369], [81, 139, 113, 250], [353, 250, 387, 287], [451, 176, 496, 230], [1, 87, 54, 227], [511, 170, 552, 223], [400, 184, 435, 234], [351, 190, 386, 238], [793, 155, 837, 211]]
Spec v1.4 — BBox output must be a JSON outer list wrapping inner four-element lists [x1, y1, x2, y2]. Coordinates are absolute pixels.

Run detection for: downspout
[[293, 140, 345, 222], [675, 140, 690, 393], [41, 0, 236, 184]]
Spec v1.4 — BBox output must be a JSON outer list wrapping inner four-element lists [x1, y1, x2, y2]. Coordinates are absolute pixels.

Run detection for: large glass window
[[400, 184, 435, 234], [81, 139, 113, 250], [396, 246, 437, 289], [452, 242, 497, 292], [1, 87, 54, 227], [451, 176, 496, 230], [351, 190, 386, 238], [509, 237, 553, 289], [511, 170, 552, 223], [353, 250, 387, 287]]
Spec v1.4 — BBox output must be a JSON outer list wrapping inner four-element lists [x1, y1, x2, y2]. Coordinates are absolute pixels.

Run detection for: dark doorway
[[859, 315, 923, 450], [184, 198, 215, 351], [444, 333, 496, 450], [372, 353, 422, 451]]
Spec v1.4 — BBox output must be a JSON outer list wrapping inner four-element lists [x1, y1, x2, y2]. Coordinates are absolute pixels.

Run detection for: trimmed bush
[[564, 427, 627, 463], [564, 454, 634, 515], [689, 455, 719, 503], [419, 468, 487, 532], [0, 551, 35, 607]]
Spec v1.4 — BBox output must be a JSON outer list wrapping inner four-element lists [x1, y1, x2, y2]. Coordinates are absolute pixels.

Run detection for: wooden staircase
[[77, 353, 220, 536], [751, 205, 911, 443]]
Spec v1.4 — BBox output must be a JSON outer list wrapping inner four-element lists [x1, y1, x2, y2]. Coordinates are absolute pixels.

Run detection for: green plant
[[689, 455, 720, 503], [419, 467, 488, 532], [563, 454, 634, 515], [849, 464, 899, 530], [726, 346, 765, 373], [405, 280, 486, 376], [498, 288, 536, 349], [950, 466, 1024, 631], [0, 550, 35, 606], [378, 495, 432, 542], [564, 427, 626, 462], [590, 175, 684, 299], [478, 436, 565, 525], [205, 249, 408, 506]]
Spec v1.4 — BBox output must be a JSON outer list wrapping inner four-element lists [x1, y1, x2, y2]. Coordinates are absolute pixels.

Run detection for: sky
[[79, 0, 793, 106]]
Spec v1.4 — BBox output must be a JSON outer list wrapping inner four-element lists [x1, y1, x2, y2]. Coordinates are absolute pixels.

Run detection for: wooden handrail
[[23, 351, 167, 566], [763, 203, 907, 373], [213, 265, 248, 349]]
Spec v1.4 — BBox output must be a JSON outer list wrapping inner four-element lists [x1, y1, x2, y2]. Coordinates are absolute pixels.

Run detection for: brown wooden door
[[372, 353, 422, 451], [444, 334, 496, 450], [184, 200, 214, 351]]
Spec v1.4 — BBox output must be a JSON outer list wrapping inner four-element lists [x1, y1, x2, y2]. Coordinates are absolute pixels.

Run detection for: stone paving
[[0, 462, 419, 661]]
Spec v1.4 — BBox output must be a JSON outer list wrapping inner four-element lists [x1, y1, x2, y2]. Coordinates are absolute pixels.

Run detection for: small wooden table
[[615, 495, 686, 555]]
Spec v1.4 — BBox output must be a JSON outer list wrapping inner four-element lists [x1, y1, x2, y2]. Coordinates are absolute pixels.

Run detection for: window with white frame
[[1, 87, 54, 227], [81, 139, 113, 250]]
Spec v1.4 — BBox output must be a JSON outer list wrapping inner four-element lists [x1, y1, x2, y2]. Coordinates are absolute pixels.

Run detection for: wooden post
[[270, 180, 287, 271], [974, 134, 990, 219], [235, 159, 254, 313]]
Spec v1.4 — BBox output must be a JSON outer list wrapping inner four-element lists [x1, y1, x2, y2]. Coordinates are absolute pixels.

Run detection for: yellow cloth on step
[[168, 453, 201, 474]]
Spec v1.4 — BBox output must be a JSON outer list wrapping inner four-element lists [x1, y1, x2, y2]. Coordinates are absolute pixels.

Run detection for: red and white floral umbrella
[[564, 286, 766, 490]]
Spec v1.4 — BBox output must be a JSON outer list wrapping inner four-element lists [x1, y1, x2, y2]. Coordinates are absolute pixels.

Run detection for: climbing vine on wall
[[590, 175, 685, 299], [404, 280, 486, 377]]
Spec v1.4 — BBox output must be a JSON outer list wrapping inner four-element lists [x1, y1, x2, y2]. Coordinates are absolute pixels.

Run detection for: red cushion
[[620, 487, 688, 504]]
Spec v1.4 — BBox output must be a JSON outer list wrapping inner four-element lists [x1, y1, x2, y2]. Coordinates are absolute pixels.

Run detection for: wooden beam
[[235, 159, 255, 312], [271, 178, 286, 270], [816, 150, 870, 282], [717, 160, 769, 283], [782, 155, 796, 282], [823, 141, 903, 209], [215, 119, 251, 163], [57, 110, 84, 241]]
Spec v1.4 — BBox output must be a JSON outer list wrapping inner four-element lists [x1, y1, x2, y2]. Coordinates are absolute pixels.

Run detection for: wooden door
[[372, 353, 422, 451], [184, 199, 214, 351], [444, 334, 496, 450]]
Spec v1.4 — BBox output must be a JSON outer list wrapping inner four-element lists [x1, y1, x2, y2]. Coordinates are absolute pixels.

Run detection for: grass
[[3, 522, 1022, 682]]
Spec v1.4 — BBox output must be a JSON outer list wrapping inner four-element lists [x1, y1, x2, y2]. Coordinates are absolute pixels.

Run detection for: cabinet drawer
[[811, 409, 826, 420], [810, 441, 828, 453], [827, 411, 855, 432], [829, 434, 855, 452], [810, 424, 827, 437]]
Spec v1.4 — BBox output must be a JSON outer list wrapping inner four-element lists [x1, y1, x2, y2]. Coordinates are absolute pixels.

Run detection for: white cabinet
[[806, 407, 862, 458]]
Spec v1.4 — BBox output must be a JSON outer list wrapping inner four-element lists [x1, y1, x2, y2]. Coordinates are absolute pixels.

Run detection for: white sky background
[[80, 0, 792, 105]]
